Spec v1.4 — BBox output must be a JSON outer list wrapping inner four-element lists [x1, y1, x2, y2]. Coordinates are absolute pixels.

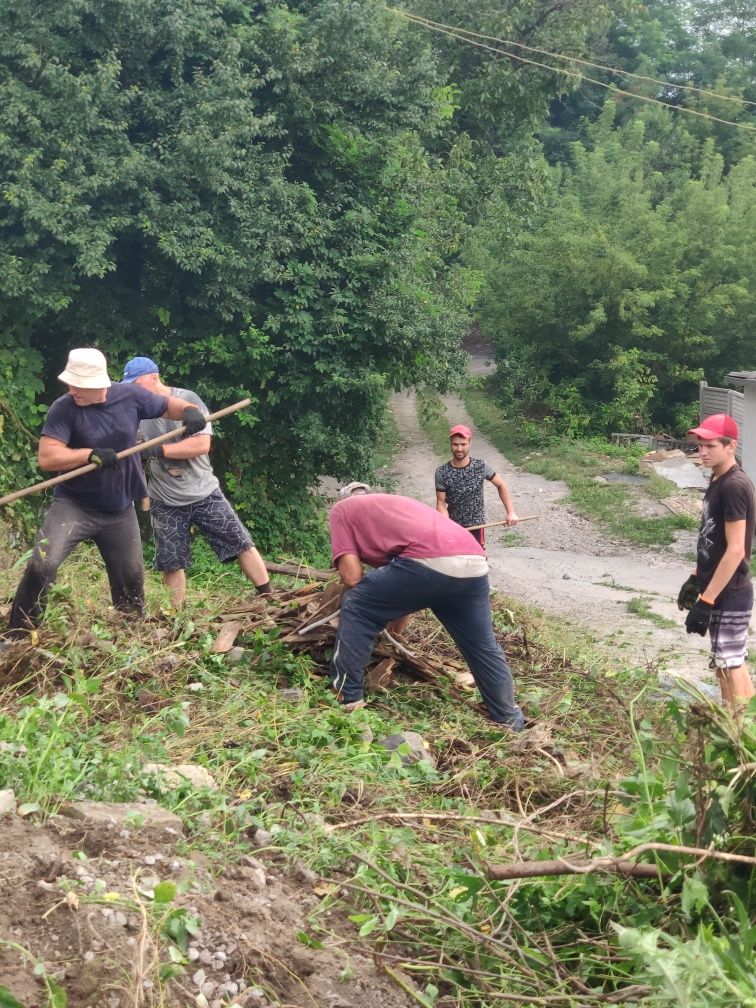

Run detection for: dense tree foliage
[[463, 0, 755, 435], [0, 0, 753, 544], [0, 0, 468, 547], [470, 105, 755, 434]]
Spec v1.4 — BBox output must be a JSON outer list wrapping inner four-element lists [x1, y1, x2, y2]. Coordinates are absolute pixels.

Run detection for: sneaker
[[329, 684, 366, 712], [339, 699, 366, 713]]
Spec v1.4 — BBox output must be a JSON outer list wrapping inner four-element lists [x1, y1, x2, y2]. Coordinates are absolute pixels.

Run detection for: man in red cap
[[678, 413, 755, 706], [435, 424, 518, 545]]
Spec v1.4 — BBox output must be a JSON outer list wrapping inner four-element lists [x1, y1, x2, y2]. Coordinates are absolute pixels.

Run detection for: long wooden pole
[[0, 398, 252, 507], [466, 515, 539, 532]]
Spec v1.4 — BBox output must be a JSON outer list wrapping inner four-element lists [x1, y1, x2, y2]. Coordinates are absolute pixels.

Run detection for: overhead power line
[[390, 8, 756, 133], [391, 8, 756, 109]]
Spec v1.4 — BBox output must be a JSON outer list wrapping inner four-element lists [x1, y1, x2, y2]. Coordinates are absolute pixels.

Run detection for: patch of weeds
[[500, 529, 523, 547], [647, 471, 678, 502], [596, 577, 645, 593], [0, 940, 67, 1007], [3, 532, 752, 1008], [626, 597, 677, 629], [416, 388, 451, 458], [463, 385, 698, 546], [373, 404, 400, 474]]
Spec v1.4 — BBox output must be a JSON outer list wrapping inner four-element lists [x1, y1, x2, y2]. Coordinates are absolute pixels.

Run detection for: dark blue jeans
[[331, 558, 524, 729], [8, 495, 144, 631]]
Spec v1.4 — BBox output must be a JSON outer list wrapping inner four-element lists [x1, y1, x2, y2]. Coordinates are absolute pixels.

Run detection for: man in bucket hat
[[678, 413, 755, 707], [6, 348, 206, 634]]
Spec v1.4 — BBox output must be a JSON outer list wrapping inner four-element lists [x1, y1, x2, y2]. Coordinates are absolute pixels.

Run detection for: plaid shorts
[[709, 609, 753, 669], [150, 490, 254, 572]]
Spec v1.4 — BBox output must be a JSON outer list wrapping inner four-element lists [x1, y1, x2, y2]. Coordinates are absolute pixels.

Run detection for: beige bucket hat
[[58, 348, 111, 388]]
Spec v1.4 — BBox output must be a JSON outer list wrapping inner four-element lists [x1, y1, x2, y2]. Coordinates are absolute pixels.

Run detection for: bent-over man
[[7, 348, 205, 633], [328, 486, 524, 730], [123, 356, 271, 606], [678, 413, 755, 707], [435, 423, 518, 545]]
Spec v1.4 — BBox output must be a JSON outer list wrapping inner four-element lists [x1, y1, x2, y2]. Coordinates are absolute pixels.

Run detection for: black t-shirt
[[42, 384, 168, 513], [697, 465, 755, 608]]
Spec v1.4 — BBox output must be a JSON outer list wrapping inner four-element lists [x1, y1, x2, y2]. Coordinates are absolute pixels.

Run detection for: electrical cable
[[390, 8, 756, 132], [391, 8, 756, 108]]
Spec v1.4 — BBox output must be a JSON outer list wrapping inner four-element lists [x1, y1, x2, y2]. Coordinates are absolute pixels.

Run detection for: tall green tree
[[470, 103, 755, 435], [0, 0, 466, 548]]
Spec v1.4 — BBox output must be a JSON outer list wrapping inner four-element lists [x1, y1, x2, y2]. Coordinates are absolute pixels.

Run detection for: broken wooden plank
[[211, 620, 243, 653], [265, 561, 333, 582], [366, 658, 396, 692]]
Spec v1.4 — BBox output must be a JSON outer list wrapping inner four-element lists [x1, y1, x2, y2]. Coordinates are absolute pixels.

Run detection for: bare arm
[[435, 489, 448, 516], [38, 436, 92, 473], [163, 395, 203, 421], [700, 519, 747, 603], [160, 434, 211, 460], [491, 473, 518, 525], [336, 553, 364, 588]]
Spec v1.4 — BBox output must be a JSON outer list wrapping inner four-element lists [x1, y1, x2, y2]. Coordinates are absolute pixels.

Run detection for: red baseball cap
[[449, 424, 472, 438], [688, 413, 739, 440]]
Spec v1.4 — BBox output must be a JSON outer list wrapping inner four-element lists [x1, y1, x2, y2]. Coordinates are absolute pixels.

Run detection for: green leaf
[[48, 981, 67, 1008], [296, 931, 324, 950], [17, 802, 41, 817], [153, 881, 177, 905], [358, 915, 378, 937], [0, 986, 25, 1008], [681, 876, 709, 918]]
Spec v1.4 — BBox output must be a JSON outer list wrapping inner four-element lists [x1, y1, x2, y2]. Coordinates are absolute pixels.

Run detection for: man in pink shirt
[[328, 487, 524, 730]]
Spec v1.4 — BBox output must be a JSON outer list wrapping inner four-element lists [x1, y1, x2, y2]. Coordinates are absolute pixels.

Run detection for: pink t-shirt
[[329, 494, 485, 567]]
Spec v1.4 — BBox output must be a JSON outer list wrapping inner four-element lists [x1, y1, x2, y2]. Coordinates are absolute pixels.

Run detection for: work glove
[[88, 447, 118, 469], [182, 406, 206, 436], [677, 574, 700, 611], [140, 444, 165, 460], [685, 598, 713, 636]]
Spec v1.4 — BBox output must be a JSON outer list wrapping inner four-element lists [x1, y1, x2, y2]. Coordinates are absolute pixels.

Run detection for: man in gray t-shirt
[[122, 357, 271, 607]]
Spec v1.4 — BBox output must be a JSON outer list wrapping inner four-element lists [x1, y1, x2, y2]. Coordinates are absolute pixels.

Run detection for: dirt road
[[388, 385, 744, 690]]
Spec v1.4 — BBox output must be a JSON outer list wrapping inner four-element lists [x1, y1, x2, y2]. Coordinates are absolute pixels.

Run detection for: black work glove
[[685, 598, 713, 636], [182, 405, 206, 435], [88, 447, 118, 469], [140, 444, 165, 460], [677, 574, 701, 611]]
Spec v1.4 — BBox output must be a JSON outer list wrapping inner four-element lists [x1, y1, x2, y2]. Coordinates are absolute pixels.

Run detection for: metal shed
[[726, 371, 756, 484]]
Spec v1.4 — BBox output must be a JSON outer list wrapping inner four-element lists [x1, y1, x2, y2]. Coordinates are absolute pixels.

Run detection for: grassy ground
[[1, 542, 753, 1007], [626, 596, 678, 630], [456, 385, 698, 547]]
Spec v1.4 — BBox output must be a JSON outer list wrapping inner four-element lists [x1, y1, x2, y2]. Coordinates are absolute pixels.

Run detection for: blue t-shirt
[[42, 384, 169, 512]]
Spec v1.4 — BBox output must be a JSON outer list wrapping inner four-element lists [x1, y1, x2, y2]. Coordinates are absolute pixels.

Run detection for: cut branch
[[486, 857, 662, 881]]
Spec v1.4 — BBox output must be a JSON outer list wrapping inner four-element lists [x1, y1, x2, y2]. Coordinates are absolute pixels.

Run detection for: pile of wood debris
[[210, 561, 481, 706]]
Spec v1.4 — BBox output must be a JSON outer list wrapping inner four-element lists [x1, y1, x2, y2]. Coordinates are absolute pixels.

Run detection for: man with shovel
[[6, 348, 206, 635], [122, 356, 271, 606], [327, 483, 524, 730], [435, 424, 518, 545]]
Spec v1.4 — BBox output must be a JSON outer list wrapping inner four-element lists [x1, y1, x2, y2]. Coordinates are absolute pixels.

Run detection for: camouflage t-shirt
[[434, 458, 495, 529]]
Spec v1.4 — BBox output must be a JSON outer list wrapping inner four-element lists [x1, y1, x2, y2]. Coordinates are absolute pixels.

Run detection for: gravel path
[[388, 384, 730, 687]]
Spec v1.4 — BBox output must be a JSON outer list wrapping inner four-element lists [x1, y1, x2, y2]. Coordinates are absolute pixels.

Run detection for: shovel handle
[[466, 515, 539, 532], [0, 398, 252, 507]]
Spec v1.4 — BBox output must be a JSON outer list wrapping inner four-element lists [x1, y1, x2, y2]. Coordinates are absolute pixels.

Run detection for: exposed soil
[[386, 358, 754, 688], [0, 813, 413, 1008]]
